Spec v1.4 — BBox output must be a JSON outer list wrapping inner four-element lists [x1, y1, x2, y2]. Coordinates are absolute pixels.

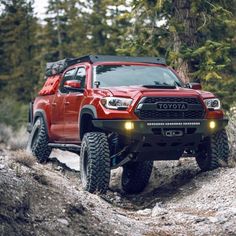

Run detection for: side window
[[60, 68, 76, 93], [75, 67, 86, 88]]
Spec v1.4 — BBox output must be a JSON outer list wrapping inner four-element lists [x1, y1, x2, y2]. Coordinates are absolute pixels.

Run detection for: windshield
[[94, 65, 182, 88]]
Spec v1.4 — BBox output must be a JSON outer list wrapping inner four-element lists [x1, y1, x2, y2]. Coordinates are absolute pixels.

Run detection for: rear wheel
[[27, 117, 52, 163], [80, 132, 110, 193], [122, 161, 153, 194], [196, 129, 229, 171]]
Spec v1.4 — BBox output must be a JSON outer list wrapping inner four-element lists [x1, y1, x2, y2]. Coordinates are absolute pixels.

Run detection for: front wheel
[[196, 129, 229, 171], [80, 132, 110, 193], [122, 161, 153, 194]]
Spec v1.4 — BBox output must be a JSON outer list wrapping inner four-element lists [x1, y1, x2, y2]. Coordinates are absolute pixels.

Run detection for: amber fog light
[[209, 121, 216, 129], [124, 121, 134, 130]]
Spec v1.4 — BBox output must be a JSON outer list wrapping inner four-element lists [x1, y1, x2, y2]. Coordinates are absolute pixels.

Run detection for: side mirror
[[191, 83, 202, 90], [64, 80, 83, 91]]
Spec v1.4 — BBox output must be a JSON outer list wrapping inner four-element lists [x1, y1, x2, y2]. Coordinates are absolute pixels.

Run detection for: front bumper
[[92, 118, 228, 138], [92, 118, 228, 161]]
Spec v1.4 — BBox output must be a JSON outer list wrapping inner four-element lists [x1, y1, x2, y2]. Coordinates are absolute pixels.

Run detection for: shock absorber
[[109, 132, 119, 156]]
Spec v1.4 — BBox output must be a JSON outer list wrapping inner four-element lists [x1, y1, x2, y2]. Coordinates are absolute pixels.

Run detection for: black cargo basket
[[45, 58, 79, 77]]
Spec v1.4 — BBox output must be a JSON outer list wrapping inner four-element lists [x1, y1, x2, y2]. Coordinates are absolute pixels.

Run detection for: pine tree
[[43, 0, 70, 60], [117, 0, 170, 57], [105, 0, 132, 55], [79, 0, 130, 54], [0, 0, 39, 102]]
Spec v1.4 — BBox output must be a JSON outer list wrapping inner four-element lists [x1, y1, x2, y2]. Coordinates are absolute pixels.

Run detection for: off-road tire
[[196, 129, 229, 171], [80, 132, 110, 193], [122, 161, 153, 194], [27, 117, 52, 163]]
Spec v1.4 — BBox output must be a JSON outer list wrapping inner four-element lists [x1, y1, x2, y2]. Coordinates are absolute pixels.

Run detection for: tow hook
[[165, 130, 183, 137]]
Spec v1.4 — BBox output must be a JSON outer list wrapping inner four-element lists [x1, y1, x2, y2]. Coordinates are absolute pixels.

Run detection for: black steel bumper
[[92, 118, 228, 138], [92, 118, 228, 161]]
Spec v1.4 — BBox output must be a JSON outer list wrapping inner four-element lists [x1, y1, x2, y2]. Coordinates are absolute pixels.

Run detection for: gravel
[[0, 145, 235, 236]]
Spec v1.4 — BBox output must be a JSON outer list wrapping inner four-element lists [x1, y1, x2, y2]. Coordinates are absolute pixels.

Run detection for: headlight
[[100, 97, 132, 110], [204, 98, 221, 110]]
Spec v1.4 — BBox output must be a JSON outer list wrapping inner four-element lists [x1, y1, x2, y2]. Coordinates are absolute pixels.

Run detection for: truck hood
[[105, 86, 215, 99]]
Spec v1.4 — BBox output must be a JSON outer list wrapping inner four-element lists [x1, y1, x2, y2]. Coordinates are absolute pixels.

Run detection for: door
[[50, 68, 77, 141], [64, 67, 86, 141]]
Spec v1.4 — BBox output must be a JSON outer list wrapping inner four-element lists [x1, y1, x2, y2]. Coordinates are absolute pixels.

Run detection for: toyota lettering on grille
[[156, 102, 188, 111]]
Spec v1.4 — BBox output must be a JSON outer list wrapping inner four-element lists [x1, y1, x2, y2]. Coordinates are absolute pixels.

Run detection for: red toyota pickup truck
[[27, 55, 229, 194]]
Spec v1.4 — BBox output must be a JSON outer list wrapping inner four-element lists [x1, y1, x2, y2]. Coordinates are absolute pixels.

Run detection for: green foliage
[[118, 0, 236, 108], [117, 0, 169, 57], [0, 98, 28, 128], [41, 0, 131, 60], [0, 0, 39, 102], [186, 40, 232, 80], [202, 74, 236, 111]]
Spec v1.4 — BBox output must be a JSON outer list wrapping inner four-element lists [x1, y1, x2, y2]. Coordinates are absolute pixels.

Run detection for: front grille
[[136, 97, 205, 120], [144, 97, 200, 104]]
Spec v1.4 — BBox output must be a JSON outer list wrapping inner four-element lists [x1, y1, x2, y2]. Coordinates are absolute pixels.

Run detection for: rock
[[137, 208, 152, 216], [230, 207, 236, 215], [217, 207, 236, 217], [54, 166, 63, 171], [57, 218, 69, 226], [115, 195, 121, 202], [88, 202, 95, 208], [152, 203, 167, 217], [0, 164, 5, 170], [218, 215, 227, 224], [68, 203, 86, 215], [176, 160, 182, 167], [208, 217, 218, 223], [114, 230, 122, 235], [195, 217, 206, 223]]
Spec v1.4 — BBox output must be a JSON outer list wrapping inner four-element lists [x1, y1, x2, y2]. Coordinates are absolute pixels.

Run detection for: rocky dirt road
[[0, 146, 235, 236]]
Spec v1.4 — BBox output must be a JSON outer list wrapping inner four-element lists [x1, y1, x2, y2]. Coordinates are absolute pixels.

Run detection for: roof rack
[[89, 55, 166, 65], [45, 55, 166, 76]]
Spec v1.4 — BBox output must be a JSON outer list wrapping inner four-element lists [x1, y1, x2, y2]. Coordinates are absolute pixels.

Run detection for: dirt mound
[[0, 146, 235, 236]]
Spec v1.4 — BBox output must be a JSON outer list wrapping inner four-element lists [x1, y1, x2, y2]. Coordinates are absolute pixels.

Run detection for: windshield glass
[[94, 65, 182, 87]]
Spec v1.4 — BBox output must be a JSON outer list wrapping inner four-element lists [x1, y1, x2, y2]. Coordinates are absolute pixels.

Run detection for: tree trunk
[[56, 2, 63, 59], [172, 0, 197, 83]]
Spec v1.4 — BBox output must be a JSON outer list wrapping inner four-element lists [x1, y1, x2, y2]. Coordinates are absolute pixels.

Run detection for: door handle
[[52, 102, 57, 106], [64, 101, 70, 105]]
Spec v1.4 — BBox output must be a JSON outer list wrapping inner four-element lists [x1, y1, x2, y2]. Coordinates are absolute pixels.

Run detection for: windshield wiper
[[142, 84, 176, 89]]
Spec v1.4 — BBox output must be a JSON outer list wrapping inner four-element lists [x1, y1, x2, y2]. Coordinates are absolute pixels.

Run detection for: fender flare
[[79, 105, 97, 139], [80, 105, 97, 120]]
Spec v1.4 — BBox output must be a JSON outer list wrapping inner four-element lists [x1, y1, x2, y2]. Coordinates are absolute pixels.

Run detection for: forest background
[[0, 0, 235, 128]]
